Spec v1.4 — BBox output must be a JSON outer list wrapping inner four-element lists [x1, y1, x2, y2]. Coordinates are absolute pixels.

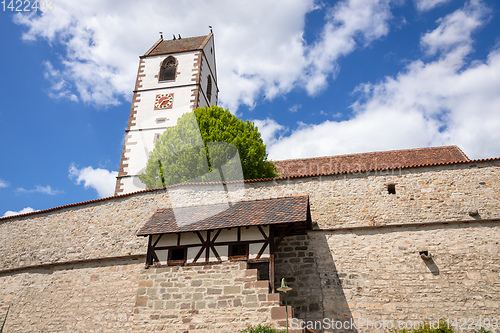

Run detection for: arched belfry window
[[207, 75, 212, 102], [159, 56, 177, 81]]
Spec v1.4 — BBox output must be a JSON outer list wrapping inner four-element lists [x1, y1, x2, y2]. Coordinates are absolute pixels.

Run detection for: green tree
[[139, 106, 278, 188]]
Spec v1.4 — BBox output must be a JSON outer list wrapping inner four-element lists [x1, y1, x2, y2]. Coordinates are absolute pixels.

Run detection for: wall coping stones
[[1, 158, 498, 223]]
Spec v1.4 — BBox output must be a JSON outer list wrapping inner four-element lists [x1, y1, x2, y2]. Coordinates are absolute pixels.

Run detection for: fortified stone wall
[[0, 258, 143, 332], [1, 161, 498, 272], [275, 224, 500, 332], [0, 161, 499, 332], [133, 261, 291, 332], [0, 260, 294, 333]]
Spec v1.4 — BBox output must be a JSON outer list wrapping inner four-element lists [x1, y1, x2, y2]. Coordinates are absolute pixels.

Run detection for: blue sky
[[1, 0, 499, 217]]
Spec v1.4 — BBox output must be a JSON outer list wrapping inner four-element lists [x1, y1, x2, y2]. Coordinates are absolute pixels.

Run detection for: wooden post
[[205, 230, 211, 263], [269, 225, 275, 293]]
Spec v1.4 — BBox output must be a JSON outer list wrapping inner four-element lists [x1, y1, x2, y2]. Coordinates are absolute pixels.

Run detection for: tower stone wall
[[115, 34, 218, 195]]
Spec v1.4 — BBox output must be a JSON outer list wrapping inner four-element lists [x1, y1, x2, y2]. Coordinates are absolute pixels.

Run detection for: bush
[[239, 324, 286, 333]]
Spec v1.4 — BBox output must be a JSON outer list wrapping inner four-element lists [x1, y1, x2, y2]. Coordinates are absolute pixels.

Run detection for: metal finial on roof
[[159, 31, 163, 40], [209, 25, 213, 33], [173, 34, 176, 40], [178, 34, 182, 39]]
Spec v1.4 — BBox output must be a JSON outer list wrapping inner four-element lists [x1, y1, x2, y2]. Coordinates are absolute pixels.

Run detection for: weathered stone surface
[[0, 258, 141, 332], [0, 160, 498, 332], [1, 161, 498, 271], [133, 261, 287, 332]]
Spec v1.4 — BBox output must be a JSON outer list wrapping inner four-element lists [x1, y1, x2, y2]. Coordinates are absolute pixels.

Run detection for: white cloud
[[266, 1, 500, 161], [0, 179, 8, 188], [69, 163, 118, 198], [2, 207, 36, 218], [43, 61, 79, 102], [414, 0, 451, 12], [288, 104, 302, 113], [253, 118, 286, 146], [303, 0, 392, 95], [420, 0, 488, 57], [16, 185, 63, 195], [12, 0, 499, 162], [13, 0, 394, 110]]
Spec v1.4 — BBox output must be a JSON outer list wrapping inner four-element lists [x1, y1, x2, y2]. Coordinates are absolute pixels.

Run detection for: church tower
[[115, 33, 218, 195]]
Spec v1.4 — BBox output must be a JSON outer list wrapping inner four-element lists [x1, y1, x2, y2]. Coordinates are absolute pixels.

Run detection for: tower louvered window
[[159, 56, 176, 81], [207, 75, 212, 102]]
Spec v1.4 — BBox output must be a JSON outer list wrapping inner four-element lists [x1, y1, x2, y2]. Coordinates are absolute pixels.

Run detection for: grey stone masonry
[[274, 234, 325, 322], [132, 261, 295, 332], [0, 160, 498, 332], [0, 258, 143, 332], [1, 161, 498, 272]]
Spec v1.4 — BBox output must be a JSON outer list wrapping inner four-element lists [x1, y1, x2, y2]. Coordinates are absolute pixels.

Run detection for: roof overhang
[[137, 195, 311, 236]]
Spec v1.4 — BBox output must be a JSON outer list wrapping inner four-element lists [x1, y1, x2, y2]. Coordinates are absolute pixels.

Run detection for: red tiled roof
[[144, 34, 211, 57], [137, 195, 309, 236], [274, 146, 469, 178]]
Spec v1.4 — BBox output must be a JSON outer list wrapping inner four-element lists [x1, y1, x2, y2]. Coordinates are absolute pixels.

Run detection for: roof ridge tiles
[[272, 145, 469, 163], [142, 34, 211, 57]]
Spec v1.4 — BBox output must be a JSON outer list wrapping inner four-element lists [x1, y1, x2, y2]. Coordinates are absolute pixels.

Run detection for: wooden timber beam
[[269, 225, 275, 293]]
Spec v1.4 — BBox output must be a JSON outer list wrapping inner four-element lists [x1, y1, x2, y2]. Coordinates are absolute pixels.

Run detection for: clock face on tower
[[154, 93, 174, 110]]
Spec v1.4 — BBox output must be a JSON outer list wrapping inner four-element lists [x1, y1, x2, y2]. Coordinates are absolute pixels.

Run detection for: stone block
[[267, 293, 281, 302], [138, 280, 153, 287], [135, 296, 148, 307], [252, 280, 269, 288], [245, 269, 258, 277], [195, 301, 206, 310], [207, 288, 222, 295], [180, 302, 192, 309], [245, 294, 258, 303], [271, 306, 293, 320], [217, 300, 229, 308], [164, 301, 177, 310], [223, 286, 241, 294], [190, 280, 203, 287], [153, 300, 164, 310]]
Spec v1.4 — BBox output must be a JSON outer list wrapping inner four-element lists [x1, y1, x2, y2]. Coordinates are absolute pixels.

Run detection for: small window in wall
[[228, 243, 248, 261], [154, 133, 161, 144], [387, 184, 396, 194], [168, 247, 186, 265], [159, 56, 177, 81], [156, 117, 167, 124], [207, 75, 212, 102]]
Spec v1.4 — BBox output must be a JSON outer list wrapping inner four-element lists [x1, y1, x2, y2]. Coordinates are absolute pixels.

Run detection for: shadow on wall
[[274, 234, 358, 333], [420, 252, 440, 276]]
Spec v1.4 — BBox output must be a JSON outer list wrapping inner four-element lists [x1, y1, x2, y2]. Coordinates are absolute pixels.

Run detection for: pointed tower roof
[[143, 34, 212, 57]]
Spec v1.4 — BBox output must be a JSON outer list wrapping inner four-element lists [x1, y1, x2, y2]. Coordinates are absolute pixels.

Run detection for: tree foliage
[[139, 106, 278, 188]]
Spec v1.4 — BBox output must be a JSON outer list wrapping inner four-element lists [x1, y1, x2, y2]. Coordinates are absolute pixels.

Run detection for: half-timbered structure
[[137, 195, 312, 291]]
